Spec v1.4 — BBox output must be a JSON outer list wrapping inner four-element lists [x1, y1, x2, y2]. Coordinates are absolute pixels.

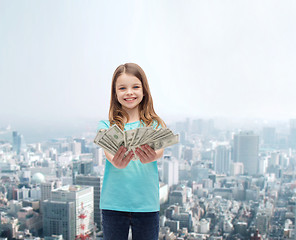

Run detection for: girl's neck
[[123, 108, 140, 123]]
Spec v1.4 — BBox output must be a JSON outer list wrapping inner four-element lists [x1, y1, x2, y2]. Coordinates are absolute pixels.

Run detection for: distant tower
[[233, 131, 259, 175], [289, 119, 296, 149], [74, 138, 87, 153], [72, 160, 94, 183], [192, 119, 214, 136], [41, 182, 55, 202], [163, 156, 179, 187], [262, 127, 276, 147], [214, 145, 231, 175], [192, 119, 203, 135], [12, 131, 22, 154], [40, 181, 55, 214], [43, 200, 75, 240], [92, 147, 104, 166], [71, 141, 82, 155]]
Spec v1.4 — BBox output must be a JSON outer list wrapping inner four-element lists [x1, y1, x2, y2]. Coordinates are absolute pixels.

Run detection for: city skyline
[[1, 0, 296, 128], [1, 111, 296, 239]]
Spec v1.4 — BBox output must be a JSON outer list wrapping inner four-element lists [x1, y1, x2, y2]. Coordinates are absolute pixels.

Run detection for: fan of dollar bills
[[94, 124, 179, 160]]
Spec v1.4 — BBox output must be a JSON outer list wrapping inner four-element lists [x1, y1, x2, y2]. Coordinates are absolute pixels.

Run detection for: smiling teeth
[[125, 98, 136, 100]]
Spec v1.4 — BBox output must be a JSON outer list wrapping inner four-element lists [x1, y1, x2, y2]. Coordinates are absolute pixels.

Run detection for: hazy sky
[[1, 0, 296, 127]]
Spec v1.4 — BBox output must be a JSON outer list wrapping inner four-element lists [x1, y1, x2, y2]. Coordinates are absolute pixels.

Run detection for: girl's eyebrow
[[117, 83, 141, 87]]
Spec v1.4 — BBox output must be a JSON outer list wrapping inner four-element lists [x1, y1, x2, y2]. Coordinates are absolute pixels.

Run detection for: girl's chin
[[122, 105, 139, 111]]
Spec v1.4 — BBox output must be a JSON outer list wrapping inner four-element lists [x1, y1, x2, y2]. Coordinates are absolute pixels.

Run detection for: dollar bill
[[94, 124, 179, 160], [147, 134, 179, 151]]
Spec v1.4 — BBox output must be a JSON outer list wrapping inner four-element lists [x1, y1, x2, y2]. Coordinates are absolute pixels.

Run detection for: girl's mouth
[[124, 98, 137, 102]]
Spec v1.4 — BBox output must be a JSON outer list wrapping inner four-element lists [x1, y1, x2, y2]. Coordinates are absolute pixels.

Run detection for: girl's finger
[[136, 148, 148, 162], [140, 146, 150, 159], [114, 146, 126, 162], [123, 151, 134, 164], [114, 146, 124, 157], [142, 144, 156, 158], [118, 148, 128, 161]]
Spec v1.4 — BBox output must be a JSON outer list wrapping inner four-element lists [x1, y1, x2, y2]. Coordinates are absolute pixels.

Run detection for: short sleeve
[[97, 120, 110, 131]]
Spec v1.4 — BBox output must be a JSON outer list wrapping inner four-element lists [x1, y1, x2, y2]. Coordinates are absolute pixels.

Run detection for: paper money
[[94, 124, 179, 160]]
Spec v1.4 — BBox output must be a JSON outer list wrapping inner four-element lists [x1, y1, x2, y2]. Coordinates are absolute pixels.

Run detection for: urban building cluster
[[0, 118, 296, 239]]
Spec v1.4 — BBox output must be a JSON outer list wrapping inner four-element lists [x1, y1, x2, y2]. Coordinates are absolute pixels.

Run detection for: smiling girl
[[97, 63, 166, 240]]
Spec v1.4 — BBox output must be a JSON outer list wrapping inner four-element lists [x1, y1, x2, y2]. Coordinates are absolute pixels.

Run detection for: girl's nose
[[127, 88, 133, 94]]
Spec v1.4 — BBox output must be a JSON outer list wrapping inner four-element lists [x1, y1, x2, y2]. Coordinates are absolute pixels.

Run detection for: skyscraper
[[72, 160, 94, 183], [262, 127, 276, 147], [92, 147, 104, 166], [214, 145, 231, 175], [43, 201, 75, 240], [233, 131, 259, 175], [74, 138, 87, 153], [163, 156, 179, 187], [289, 119, 296, 149], [43, 185, 94, 239], [41, 182, 55, 202], [12, 131, 22, 154]]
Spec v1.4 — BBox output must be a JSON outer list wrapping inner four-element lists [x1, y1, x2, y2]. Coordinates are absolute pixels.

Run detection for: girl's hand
[[135, 144, 158, 164], [110, 146, 134, 169]]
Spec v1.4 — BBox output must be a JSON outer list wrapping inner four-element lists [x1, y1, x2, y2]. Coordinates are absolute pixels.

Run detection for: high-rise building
[[289, 119, 296, 149], [74, 138, 87, 153], [230, 162, 244, 176], [214, 145, 231, 175], [92, 147, 104, 166], [262, 127, 276, 147], [192, 119, 214, 136], [12, 131, 22, 154], [163, 156, 179, 187], [43, 185, 94, 239], [192, 119, 203, 135], [75, 175, 103, 230], [256, 212, 269, 235], [183, 147, 193, 161], [72, 160, 94, 182], [71, 141, 81, 155], [43, 200, 75, 240], [233, 132, 259, 175], [258, 157, 268, 175], [41, 182, 55, 202]]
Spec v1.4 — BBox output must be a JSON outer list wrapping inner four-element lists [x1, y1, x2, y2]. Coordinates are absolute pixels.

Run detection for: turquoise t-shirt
[[97, 120, 161, 212]]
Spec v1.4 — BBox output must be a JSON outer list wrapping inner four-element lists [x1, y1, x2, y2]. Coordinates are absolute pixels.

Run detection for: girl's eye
[[134, 86, 140, 89], [119, 87, 125, 90]]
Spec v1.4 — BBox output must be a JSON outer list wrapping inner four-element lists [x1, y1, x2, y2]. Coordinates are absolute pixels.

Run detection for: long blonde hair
[[109, 63, 166, 131]]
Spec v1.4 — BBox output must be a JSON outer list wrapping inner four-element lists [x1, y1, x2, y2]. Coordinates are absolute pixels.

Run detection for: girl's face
[[115, 73, 144, 112]]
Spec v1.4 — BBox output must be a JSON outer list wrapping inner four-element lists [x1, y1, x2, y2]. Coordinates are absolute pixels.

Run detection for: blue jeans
[[102, 210, 159, 240]]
